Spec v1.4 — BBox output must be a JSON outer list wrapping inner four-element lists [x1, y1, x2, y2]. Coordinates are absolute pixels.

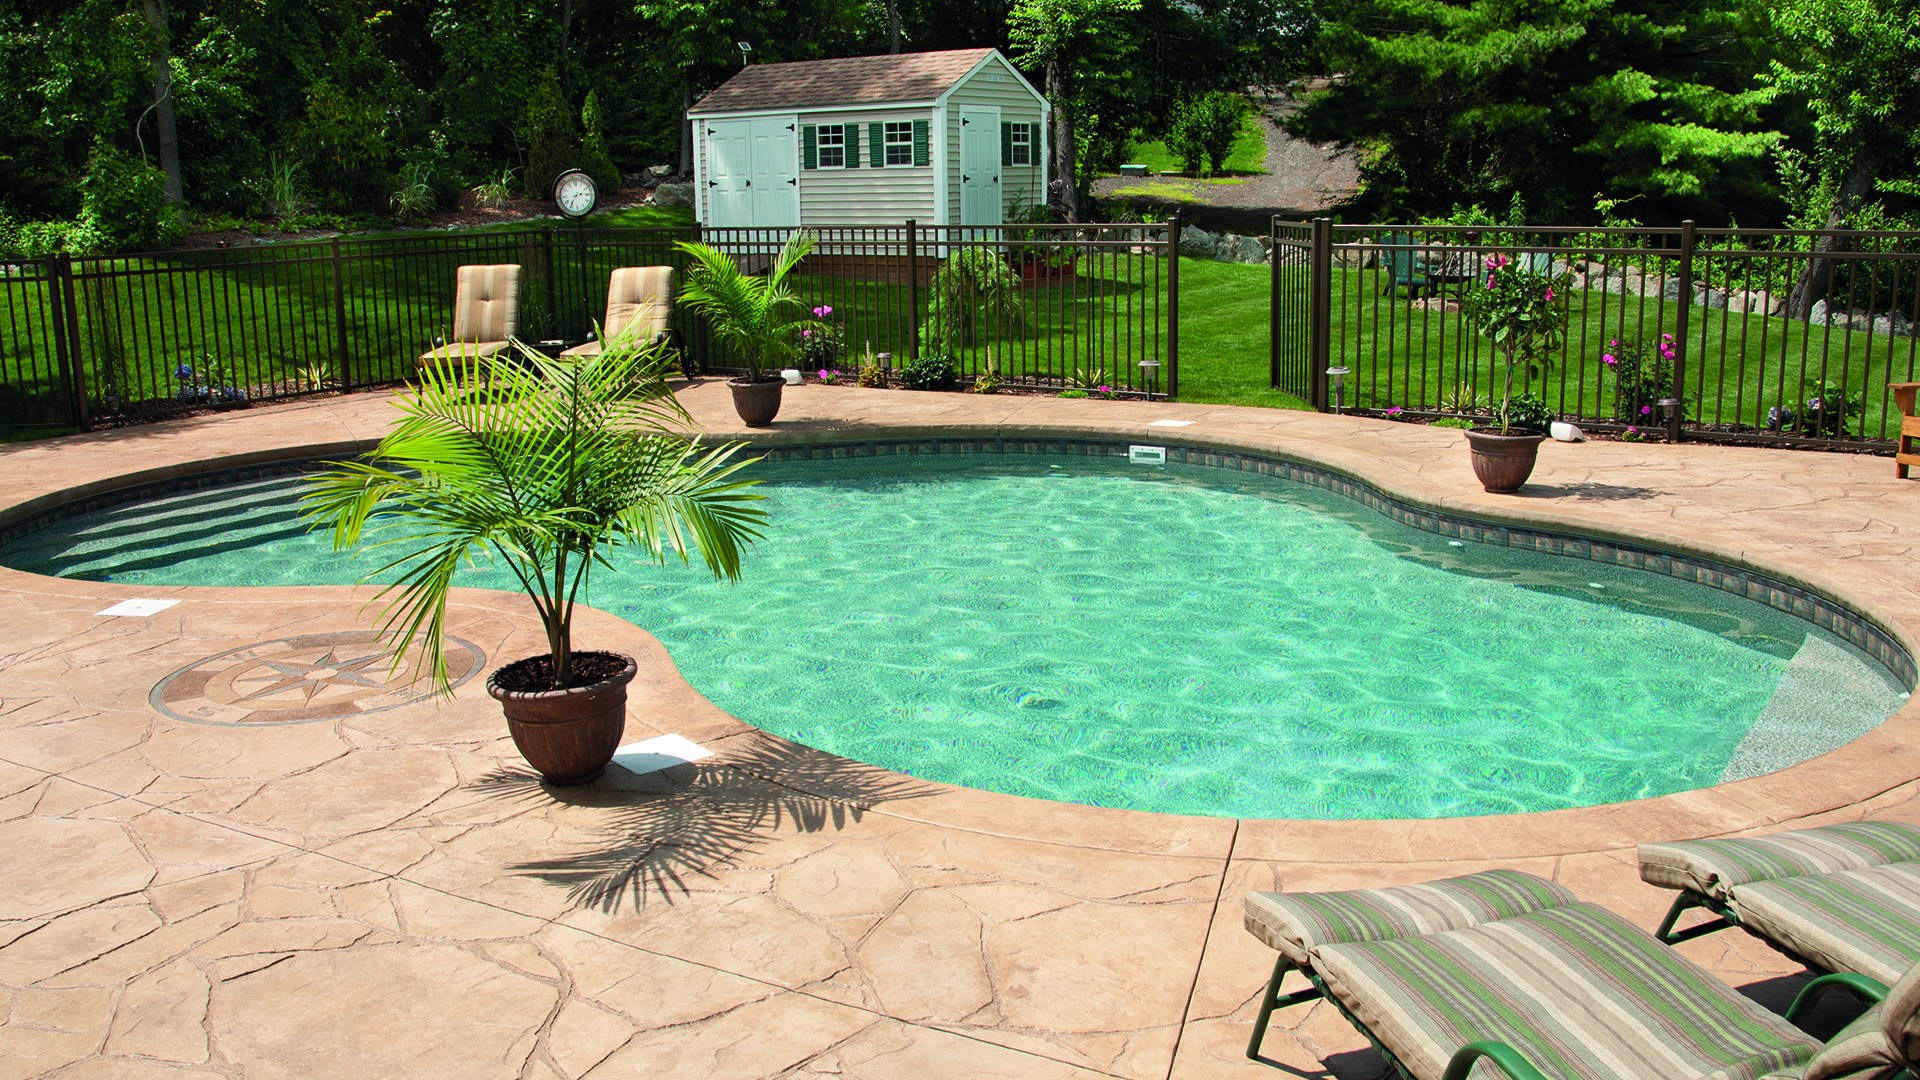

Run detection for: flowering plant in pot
[[300, 341, 767, 785], [675, 230, 822, 426], [1458, 252, 1571, 491]]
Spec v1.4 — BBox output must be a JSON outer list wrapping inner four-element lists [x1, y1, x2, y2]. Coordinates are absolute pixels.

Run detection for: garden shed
[[688, 48, 1050, 231]]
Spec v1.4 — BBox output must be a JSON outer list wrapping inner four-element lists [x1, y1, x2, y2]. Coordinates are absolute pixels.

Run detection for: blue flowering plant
[[1460, 253, 1572, 434], [172, 361, 248, 405]]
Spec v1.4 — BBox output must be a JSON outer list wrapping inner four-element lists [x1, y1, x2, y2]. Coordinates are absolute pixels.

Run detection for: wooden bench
[[1897, 382, 1920, 480]]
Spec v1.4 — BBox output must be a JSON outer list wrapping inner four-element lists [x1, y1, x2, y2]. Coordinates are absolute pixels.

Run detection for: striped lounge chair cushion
[[1777, 960, 1920, 1080], [1733, 863, 1920, 987], [1311, 902, 1822, 1080], [1639, 823, 1920, 900], [1245, 869, 1578, 965]]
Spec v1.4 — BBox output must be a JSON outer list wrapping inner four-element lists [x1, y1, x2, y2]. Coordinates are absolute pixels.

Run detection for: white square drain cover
[[612, 733, 714, 776], [97, 598, 180, 617]]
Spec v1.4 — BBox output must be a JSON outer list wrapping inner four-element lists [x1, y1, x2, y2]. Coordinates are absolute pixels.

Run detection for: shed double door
[[705, 117, 798, 231]]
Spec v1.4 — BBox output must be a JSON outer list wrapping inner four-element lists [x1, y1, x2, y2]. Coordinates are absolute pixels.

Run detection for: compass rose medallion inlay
[[150, 632, 484, 726]]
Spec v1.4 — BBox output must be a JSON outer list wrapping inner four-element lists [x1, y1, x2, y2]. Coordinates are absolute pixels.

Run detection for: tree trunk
[[1046, 61, 1084, 222], [677, 85, 693, 179], [1786, 147, 1879, 320], [140, 0, 182, 204], [886, 0, 901, 52]]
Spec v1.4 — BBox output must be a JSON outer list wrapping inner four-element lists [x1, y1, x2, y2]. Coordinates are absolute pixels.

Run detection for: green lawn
[[1118, 111, 1268, 177]]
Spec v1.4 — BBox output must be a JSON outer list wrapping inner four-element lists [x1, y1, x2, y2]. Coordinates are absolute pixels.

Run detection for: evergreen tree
[[1293, 0, 1780, 223], [521, 68, 578, 199], [581, 89, 621, 193]]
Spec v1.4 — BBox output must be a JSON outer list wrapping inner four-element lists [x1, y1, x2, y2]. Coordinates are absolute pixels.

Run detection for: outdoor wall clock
[[552, 169, 598, 218]]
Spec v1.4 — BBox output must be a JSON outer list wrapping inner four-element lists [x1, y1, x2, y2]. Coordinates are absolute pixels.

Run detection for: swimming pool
[[3, 441, 1908, 819]]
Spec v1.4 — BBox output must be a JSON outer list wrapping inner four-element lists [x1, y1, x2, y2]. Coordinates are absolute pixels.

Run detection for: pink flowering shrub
[[1600, 335, 1678, 423], [1459, 252, 1572, 433]]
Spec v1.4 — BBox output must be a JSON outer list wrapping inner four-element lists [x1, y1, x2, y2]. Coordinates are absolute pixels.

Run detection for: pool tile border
[[2, 434, 1912, 690]]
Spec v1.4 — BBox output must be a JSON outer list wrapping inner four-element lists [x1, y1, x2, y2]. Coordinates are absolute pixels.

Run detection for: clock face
[[553, 170, 597, 218]]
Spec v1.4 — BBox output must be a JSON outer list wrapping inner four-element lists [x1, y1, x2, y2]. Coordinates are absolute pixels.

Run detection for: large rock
[[1220, 234, 1269, 264], [1177, 225, 1218, 259], [651, 182, 694, 208]]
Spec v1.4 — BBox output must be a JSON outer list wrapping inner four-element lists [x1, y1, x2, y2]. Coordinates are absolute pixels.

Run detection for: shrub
[[389, 162, 436, 223], [1166, 92, 1248, 176], [469, 167, 515, 210], [796, 304, 846, 368], [922, 249, 1023, 351], [78, 141, 183, 253], [521, 69, 578, 198], [580, 89, 621, 194], [1600, 335, 1676, 423], [897, 353, 957, 391], [857, 362, 888, 388], [249, 151, 307, 221], [294, 80, 393, 211], [1506, 394, 1555, 433]]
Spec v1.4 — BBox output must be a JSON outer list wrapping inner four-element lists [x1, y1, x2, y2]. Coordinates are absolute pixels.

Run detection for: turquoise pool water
[[4, 453, 1907, 819]]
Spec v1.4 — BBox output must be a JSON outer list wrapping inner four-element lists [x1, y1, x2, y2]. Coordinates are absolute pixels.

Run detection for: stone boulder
[[1177, 226, 1218, 259], [651, 182, 694, 208], [1220, 234, 1268, 264]]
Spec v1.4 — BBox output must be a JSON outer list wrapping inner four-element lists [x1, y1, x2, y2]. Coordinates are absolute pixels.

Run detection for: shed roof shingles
[[691, 48, 1000, 114]]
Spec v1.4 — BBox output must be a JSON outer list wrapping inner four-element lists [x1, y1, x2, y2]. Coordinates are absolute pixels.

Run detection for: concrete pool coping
[[1, 381, 1916, 1078]]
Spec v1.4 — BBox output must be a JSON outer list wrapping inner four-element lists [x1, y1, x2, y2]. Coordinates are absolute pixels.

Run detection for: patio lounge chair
[[1242, 868, 1912, 1080], [560, 266, 674, 359], [418, 264, 522, 368], [1640, 821, 1920, 986], [1379, 234, 1430, 299]]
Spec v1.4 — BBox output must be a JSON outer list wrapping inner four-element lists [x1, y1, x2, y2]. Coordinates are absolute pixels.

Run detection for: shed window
[[883, 122, 914, 167], [1009, 124, 1033, 166], [817, 125, 846, 169]]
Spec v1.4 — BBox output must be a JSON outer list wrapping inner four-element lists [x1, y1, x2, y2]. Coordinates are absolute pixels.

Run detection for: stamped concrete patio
[[1, 382, 1916, 1080]]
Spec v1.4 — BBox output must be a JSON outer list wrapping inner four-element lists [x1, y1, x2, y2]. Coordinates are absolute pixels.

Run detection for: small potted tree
[[301, 341, 767, 785], [1459, 253, 1571, 492], [676, 230, 822, 426]]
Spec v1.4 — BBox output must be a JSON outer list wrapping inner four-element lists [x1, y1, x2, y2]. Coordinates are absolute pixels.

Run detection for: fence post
[[1309, 217, 1333, 411], [1669, 219, 1694, 442], [1268, 216, 1281, 390], [543, 227, 559, 340], [49, 255, 88, 430], [905, 219, 919, 361], [330, 239, 353, 391], [1166, 210, 1181, 398]]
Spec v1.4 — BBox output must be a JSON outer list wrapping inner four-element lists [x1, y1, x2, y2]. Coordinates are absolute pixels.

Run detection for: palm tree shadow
[[473, 738, 935, 912]]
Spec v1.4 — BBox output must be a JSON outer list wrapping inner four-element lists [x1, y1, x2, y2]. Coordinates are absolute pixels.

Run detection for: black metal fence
[[0, 220, 1179, 432], [1271, 218, 1920, 448]]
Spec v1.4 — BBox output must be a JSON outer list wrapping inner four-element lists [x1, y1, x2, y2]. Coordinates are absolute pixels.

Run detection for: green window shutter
[[802, 126, 817, 170], [845, 124, 860, 169], [1030, 123, 1043, 159], [912, 119, 929, 166], [1001, 122, 1013, 166], [869, 122, 884, 167]]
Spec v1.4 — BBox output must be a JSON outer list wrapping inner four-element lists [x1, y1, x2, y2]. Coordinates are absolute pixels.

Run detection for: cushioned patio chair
[[560, 266, 674, 359], [1242, 868, 1908, 1080], [418, 264, 522, 368], [1379, 234, 1430, 299], [1640, 821, 1920, 987]]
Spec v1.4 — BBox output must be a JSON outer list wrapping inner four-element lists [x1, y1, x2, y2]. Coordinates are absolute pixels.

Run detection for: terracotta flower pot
[[728, 377, 784, 426], [1463, 427, 1548, 493], [486, 652, 637, 785]]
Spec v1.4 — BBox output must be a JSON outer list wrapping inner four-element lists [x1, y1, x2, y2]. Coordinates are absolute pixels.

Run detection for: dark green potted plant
[[676, 230, 821, 426], [1459, 252, 1571, 492], [301, 341, 767, 784]]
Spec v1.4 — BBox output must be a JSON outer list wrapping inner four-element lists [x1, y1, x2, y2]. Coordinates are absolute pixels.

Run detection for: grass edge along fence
[[1271, 218, 1920, 449], [0, 220, 1179, 433]]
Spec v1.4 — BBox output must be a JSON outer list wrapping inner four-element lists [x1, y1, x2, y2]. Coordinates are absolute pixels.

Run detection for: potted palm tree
[[301, 341, 767, 785], [1459, 252, 1571, 492], [676, 230, 822, 426]]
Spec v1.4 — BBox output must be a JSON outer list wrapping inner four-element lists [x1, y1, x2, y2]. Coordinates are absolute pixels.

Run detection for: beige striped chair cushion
[[1245, 869, 1577, 965], [1733, 863, 1920, 987], [1639, 823, 1920, 899], [1783, 960, 1920, 1080], [563, 266, 673, 358], [1311, 901, 1822, 1080]]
